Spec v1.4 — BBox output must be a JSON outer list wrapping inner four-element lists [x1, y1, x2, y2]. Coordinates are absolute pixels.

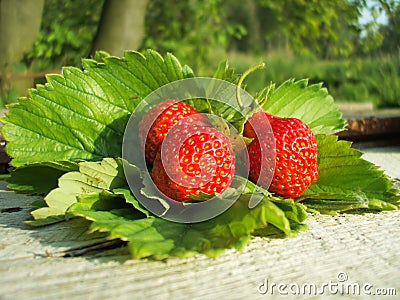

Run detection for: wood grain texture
[[1, 148, 399, 300]]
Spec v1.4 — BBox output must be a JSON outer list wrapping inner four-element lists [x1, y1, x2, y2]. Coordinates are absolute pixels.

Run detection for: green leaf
[[186, 62, 260, 133], [113, 187, 151, 217], [72, 190, 147, 220], [253, 221, 308, 239], [260, 79, 346, 135], [1, 50, 194, 168], [272, 198, 308, 224], [68, 189, 292, 259], [93, 50, 110, 63], [26, 158, 127, 226], [212, 60, 236, 82], [300, 135, 400, 214], [6, 161, 78, 195], [241, 178, 307, 235], [139, 169, 301, 235]]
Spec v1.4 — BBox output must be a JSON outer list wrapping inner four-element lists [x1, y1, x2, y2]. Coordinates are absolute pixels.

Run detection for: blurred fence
[[1, 70, 61, 86], [0, 70, 61, 104]]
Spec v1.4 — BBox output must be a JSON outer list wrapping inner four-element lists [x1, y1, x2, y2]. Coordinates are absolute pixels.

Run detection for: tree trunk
[[91, 0, 149, 56], [0, 0, 44, 99]]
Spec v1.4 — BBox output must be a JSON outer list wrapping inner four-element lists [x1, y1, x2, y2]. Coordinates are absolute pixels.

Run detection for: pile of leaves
[[1, 50, 399, 259]]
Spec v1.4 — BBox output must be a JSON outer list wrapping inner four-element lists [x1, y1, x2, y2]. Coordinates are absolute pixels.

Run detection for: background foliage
[[24, 0, 105, 70], [1, 0, 400, 108]]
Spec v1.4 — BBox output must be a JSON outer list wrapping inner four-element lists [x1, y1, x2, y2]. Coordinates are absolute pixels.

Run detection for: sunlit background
[[0, 0, 399, 108]]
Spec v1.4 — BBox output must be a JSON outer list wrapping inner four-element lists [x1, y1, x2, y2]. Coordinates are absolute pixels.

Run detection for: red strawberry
[[151, 123, 235, 201], [245, 111, 318, 199], [243, 111, 276, 139], [138, 99, 202, 164]]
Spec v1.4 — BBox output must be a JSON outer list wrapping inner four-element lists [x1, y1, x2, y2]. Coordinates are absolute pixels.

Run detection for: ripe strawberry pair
[[139, 99, 318, 201]]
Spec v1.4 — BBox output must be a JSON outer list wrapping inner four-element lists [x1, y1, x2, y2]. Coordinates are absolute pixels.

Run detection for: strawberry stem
[[236, 63, 266, 109]]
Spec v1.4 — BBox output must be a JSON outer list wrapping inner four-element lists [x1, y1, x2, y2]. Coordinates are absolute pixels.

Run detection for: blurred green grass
[[200, 52, 400, 109]]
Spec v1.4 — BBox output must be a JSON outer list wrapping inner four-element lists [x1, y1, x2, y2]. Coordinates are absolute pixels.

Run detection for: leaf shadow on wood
[[0, 182, 133, 262], [30, 219, 133, 263]]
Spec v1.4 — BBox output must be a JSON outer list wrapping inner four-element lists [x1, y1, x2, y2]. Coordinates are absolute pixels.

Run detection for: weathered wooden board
[[0, 147, 399, 299]]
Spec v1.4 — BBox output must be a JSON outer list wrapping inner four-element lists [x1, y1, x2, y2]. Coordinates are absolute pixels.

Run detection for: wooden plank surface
[[0, 147, 399, 299]]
